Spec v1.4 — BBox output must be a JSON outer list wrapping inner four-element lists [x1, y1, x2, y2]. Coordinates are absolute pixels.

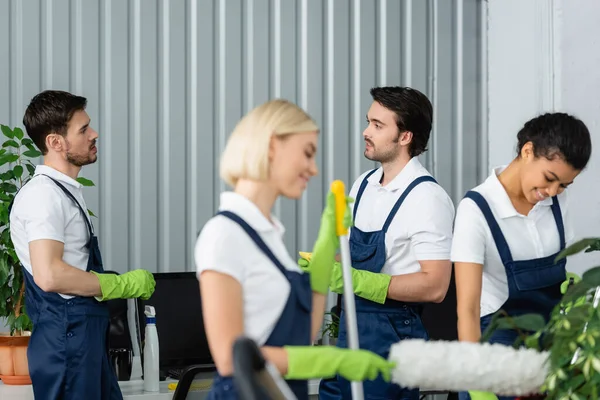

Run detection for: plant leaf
[[582, 266, 600, 287], [0, 153, 19, 166], [0, 125, 14, 139], [23, 149, 42, 158], [556, 238, 600, 261], [2, 140, 19, 149], [13, 127, 24, 140], [21, 138, 33, 146], [12, 165, 23, 179], [87, 209, 96, 218], [76, 177, 95, 187], [496, 313, 547, 332], [25, 163, 35, 177]]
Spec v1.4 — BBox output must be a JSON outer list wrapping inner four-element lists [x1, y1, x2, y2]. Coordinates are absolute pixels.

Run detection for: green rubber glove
[[560, 272, 581, 294], [329, 262, 391, 304], [298, 257, 391, 305], [91, 270, 156, 301], [284, 346, 395, 382], [468, 391, 498, 400], [306, 192, 352, 294]]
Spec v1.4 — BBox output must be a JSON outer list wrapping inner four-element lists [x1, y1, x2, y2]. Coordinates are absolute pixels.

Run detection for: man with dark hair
[[307, 86, 455, 399], [10, 90, 156, 400]]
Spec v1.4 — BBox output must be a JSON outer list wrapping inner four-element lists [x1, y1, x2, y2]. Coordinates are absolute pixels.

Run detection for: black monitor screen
[[136, 272, 215, 371]]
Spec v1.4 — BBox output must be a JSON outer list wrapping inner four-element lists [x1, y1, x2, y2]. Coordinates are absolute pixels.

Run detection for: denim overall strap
[[464, 191, 514, 264], [382, 175, 437, 232], [40, 174, 104, 271], [208, 211, 312, 400], [352, 169, 378, 221], [550, 196, 566, 250]]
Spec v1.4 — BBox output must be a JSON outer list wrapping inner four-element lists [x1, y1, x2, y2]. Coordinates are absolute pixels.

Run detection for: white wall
[[487, 0, 600, 275]]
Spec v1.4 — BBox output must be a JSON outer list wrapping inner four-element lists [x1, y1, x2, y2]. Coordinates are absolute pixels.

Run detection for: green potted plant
[[321, 310, 340, 346], [0, 124, 95, 384], [482, 238, 600, 400]]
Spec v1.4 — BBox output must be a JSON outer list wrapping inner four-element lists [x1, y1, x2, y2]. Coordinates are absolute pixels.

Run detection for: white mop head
[[388, 339, 549, 396]]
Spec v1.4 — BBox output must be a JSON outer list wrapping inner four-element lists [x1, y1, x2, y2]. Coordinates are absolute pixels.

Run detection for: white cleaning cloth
[[388, 339, 549, 396]]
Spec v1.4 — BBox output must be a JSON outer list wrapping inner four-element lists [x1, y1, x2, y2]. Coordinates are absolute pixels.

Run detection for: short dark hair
[[516, 112, 592, 170], [23, 90, 88, 154], [369, 86, 433, 157]]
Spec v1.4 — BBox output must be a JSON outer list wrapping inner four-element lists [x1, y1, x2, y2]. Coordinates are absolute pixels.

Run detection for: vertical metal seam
[[379, 0, 387, 85], [189, 0, 198, 271], [299, 0, 308, 251], [431, 0, 439, 176], [272, 0, 282, 219], [10, 0, 23, 126], [326, 0, 334, 186], [454, 0, 464, 200], [403, 0, 412, 86], [479, 0, 489, 180], [159, 0, 170, 271], [246, 0, 254, 113], [41, 0, 53, 88], [129, 0, 142, 270], [352, 0, 361, 180], [551, 0, 562, 111], [273, 0, 281, 98], [72, 0, 83, 93], [100, 0, 112, 272], [218, 0, 226, 197]]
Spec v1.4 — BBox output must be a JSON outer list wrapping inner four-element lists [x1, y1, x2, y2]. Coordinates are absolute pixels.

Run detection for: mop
[[388, 339, 549, 396], [331, 180, 365, 400]]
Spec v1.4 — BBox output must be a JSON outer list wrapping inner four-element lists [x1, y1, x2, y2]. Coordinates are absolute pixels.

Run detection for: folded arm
[[29, 239, 102, 297]]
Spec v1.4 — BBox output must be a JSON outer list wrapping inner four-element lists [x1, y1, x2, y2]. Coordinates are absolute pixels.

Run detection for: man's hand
[[92, 270, 156, 301], [298, 254, 391, 304]]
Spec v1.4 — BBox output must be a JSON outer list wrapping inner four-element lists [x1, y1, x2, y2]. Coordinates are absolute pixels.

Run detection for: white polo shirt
[[451, 166, 575, 317], [195, 192, 303, 346], [10, 165, 93, 299], [348, 158, 455, 276]]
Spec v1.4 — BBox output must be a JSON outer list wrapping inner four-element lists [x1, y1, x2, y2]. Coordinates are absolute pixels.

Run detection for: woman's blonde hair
[[220, 99, 319, 187]]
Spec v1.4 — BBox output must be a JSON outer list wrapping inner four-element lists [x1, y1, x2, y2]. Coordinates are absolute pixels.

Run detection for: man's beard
[[364, 143, 399, 163], [364, 133, 401, 163], [66, 141, 96, 167]]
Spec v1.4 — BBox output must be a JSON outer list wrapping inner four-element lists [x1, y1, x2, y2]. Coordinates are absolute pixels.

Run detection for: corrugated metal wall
[[0, 0, 485, 274]]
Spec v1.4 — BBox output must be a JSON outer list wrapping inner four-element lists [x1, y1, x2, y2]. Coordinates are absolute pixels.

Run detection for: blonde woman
[[195, 99, 394, 399]]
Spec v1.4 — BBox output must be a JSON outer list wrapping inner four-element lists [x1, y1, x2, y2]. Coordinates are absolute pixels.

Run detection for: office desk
[[0, 356, 322, 399]]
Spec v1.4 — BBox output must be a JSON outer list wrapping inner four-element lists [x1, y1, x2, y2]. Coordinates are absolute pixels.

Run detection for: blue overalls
[[458, 191, 567, 400], [320, 170, 435, 400], [11, 175, 122, 400], [207, 211, 312, 400]]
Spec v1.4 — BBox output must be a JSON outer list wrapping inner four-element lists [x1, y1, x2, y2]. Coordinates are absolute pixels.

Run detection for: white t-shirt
[[10, 165, 94, 299], [451, 166, 575, 317], [195, 192, 304, 346], [348, 157, 455, 276]]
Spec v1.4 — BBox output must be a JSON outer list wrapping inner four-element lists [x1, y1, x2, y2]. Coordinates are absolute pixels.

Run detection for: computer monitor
[[135, 272, 215, 375]]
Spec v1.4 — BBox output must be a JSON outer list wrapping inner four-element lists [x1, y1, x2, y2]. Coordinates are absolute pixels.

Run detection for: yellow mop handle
[[330, 180, 364, 400], [331, 180, 348, 236]]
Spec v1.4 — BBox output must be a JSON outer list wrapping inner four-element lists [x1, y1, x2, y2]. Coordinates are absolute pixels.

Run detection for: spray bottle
[[143, 305, 160, 392]]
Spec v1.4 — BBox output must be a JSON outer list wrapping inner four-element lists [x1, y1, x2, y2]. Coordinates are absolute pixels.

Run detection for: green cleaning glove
[[329, 262, 391, 305], [284, 346, 395, 382], [306, 192, 352, 294], [560, 272, 581, 294], [91, 270, 156, 301], [468, 391, 498, 400]]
